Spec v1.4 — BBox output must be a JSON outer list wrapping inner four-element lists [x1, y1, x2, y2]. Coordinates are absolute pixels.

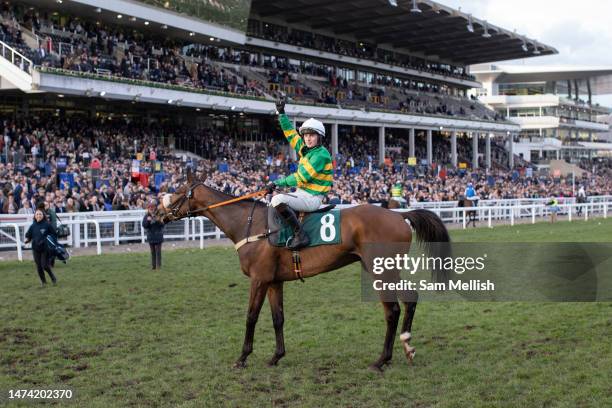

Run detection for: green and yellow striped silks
[[275, 114, 333, 195]]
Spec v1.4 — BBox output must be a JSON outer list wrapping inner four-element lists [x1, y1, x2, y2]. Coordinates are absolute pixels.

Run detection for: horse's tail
[[402, 209, 451, 283]]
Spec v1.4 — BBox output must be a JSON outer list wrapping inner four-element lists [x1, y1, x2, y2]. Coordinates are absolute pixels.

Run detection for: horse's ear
[[186, 167, 194, 184]]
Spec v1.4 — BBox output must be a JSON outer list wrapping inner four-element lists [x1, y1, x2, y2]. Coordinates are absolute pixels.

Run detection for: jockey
[[464, 182, 476, 199], [464, 182, 479, 206], [266, 98, 333, 250], [391, 182, 407, 207]]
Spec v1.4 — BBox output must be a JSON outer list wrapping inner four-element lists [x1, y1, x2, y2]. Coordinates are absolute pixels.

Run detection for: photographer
[[24, 208, 58, 287], [142, 201, 164, 270]]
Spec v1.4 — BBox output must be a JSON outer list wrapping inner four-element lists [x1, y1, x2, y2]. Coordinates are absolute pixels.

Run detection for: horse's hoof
[[233, 360, 247, 369], [402, 342, 416, 365], [267, 351, 285, 367]]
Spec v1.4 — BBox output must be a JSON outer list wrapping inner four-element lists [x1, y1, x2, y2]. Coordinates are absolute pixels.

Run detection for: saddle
[[267, 205, 339, 248], [300, 204, 336, 215]]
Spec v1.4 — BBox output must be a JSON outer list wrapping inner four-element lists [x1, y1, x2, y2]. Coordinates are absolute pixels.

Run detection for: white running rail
[[0, 201, 609, 261]]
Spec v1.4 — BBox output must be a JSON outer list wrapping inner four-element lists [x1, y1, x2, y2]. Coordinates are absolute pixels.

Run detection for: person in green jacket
[[266, 98, 333, 249]]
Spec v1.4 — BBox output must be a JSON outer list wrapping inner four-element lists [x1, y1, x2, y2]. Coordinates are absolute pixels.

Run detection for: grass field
[[1, 218, 612, 407]]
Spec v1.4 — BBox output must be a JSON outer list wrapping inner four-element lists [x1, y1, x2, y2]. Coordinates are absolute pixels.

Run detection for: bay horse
[[388, 198, 408, 209], [458, 197, 478, 228], [157, 171, 450, 371]]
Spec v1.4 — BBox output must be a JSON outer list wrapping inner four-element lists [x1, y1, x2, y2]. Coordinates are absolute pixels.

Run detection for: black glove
[[265, 182, 276, 194], [275, 97, 285, 115]]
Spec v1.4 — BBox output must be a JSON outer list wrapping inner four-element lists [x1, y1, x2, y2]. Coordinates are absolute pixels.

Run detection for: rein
[[167, 183, 276, 251], [168, 183, 268, 219], [203, 190, 268, 211]]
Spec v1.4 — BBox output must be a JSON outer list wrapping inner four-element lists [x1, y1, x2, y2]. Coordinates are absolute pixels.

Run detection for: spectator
[[142, 201, 165, 270], [18, 199, 33, 215], [24, 208, 58, 287]]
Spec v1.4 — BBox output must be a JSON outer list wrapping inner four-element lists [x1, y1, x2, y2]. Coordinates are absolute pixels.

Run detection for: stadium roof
[[471, 65, 612, 94], [250, 0, 557, 65], [23, 0, 246, 44]]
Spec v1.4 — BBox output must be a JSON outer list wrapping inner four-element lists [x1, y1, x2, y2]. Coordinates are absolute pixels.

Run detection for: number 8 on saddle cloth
[[267, 207, 341, 248]]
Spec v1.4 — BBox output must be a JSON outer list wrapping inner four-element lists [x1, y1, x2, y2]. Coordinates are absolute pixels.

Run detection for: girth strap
[[234, 233, 267, 250], [292, 251, 305, 282]]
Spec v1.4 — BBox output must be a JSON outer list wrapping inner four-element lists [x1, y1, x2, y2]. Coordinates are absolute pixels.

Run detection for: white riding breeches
[[271, 189, 323, 212]]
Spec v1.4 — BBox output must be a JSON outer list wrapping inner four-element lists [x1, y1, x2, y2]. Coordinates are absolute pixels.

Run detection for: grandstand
[[2, 0, 610, 215], [471, 64, 612, 169]]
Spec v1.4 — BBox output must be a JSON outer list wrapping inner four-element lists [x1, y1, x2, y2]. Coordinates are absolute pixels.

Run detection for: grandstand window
[[520, 129, 542, 139], [357, 71, 374, 84], [499, 83, 546, 96], [543, 107, 559, 116], [338, 67, 355, 81], [509, 108, 540, 117]]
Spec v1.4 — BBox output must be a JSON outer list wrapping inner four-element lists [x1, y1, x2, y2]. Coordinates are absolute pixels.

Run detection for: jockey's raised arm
[[279, 114, 303, 156]]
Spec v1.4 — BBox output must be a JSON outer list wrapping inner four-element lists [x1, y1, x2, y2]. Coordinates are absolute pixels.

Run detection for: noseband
[[167, 182, 204, 219]]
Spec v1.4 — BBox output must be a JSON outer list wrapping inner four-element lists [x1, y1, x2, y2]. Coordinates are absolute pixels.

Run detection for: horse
[[157, 171, 450, 372], [388, 197, 408, 209], [458, 197, 478, 228], [576, 195, 586, 216]]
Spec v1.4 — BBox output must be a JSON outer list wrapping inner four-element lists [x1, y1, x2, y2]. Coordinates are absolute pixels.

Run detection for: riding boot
[[275, 203, 310, 250]]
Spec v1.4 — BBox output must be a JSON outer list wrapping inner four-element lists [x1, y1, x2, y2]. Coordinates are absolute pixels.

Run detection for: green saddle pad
[[269, 209, 342, 248]]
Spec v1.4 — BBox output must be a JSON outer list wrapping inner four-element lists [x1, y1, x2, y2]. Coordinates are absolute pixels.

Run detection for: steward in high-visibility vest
[[265, 98, 333, 250]]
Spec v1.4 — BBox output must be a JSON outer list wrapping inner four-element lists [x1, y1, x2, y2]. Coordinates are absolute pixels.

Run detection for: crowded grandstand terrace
[[1, 4, 503, 122], [246, 19, 476, 81], [0, 2, 607, 215], [1, 115, 611, 215]]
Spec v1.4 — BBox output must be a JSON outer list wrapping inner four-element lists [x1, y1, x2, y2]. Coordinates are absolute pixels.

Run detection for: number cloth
[[272, 210, 342, 247]]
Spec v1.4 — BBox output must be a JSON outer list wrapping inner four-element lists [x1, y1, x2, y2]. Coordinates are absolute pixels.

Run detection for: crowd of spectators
[[3, 5, 264, 97], [1, 115, 610, 216], [249, 20, 476, 81], [0, 7, 609, 216], [1, 4, 502, 121]]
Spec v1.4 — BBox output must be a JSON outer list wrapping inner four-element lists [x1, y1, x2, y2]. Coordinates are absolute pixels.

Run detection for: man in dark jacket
[[142, 201, 165, 270], [25, 208, 57, 286]]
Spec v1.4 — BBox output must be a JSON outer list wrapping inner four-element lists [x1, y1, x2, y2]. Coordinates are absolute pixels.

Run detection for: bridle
[[165, 182, 268, 220], [165, 182, 201, 219]]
